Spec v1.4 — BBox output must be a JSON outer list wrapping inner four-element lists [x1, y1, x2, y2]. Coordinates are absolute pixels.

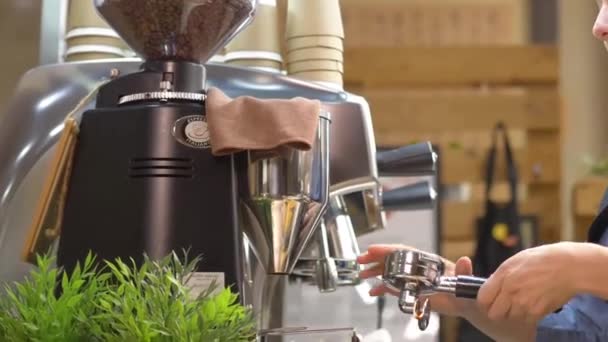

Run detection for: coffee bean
[[97, 0, 253, 62]]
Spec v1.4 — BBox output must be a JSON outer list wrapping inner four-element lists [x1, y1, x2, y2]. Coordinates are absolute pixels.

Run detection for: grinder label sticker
[[185, 272, 225, 299], [173, 115, 211, 149]]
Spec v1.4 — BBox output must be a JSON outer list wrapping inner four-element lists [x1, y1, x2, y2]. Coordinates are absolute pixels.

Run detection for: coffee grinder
[[22, 0, 334, 312]]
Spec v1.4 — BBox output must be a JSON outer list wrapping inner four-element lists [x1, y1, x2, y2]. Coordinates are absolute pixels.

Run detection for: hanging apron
[[472, 122, 524, 277], [458, 122, 524, 341]]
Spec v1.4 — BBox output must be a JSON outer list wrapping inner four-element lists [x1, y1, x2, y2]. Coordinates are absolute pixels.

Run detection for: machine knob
[[376, 142, 437, 176]]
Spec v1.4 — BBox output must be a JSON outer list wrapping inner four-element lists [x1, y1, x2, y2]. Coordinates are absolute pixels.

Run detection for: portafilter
[[382, 249, 486, 331]]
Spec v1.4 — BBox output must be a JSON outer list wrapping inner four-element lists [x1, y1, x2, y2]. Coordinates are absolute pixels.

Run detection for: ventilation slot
[[129, 158, 194, 178]]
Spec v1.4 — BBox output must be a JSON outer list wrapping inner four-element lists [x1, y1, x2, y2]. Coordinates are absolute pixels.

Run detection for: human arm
[[358, 245, 536, 341], [357, 243, 608, 342], [568, 242, 608, 300], [477, 241, 608, 322]]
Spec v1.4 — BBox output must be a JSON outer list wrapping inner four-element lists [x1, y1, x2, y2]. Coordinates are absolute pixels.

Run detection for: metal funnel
[[94, 0, 257, 63], [238, 113, 330, 274], [293, 195, 362, 288]]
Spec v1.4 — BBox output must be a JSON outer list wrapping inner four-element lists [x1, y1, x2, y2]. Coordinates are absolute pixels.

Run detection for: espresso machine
[[0, 0, 441, 340]]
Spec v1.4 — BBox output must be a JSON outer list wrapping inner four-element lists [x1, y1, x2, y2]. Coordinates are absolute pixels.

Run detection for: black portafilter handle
[[454, 275, 486, 299], [376, 142, 437, 176], [381, 181, 437, 211], [435, 275, 486, 299]]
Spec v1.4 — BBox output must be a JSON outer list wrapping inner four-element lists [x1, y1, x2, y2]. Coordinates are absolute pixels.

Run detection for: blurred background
[[4, 0, 608, 341]]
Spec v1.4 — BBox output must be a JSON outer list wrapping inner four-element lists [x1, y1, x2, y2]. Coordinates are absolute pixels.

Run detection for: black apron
[[458, 122, 524, 342], [473, 122, 524, 277], [587, 188, 608, 244]]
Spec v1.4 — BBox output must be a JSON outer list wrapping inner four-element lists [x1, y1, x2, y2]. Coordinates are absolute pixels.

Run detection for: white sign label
[[185, 272, 225, 299]]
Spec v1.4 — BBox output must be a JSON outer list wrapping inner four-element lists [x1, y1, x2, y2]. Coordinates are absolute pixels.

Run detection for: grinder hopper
[[94, 0, 257, 63]]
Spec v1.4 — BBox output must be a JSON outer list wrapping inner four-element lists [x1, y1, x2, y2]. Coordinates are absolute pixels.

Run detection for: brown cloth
[[205, 87, 321, 156]]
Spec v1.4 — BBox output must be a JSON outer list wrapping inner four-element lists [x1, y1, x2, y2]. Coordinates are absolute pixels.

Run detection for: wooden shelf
[[344, 46, 559, 87], [574, 177, 608, 217], [357, 87, 560, 136]]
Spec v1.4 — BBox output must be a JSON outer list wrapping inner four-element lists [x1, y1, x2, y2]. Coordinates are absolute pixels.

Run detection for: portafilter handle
[[433, 275, 487, 299], [376, 142, 437, 176]]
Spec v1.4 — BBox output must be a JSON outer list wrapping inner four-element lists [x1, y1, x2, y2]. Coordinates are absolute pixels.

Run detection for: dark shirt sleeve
[[535, 189, 608, 341]]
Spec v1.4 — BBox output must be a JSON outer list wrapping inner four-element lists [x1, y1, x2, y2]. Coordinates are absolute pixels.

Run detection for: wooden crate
[[573, 176, 608, 241], [573, 176, 608, 217]]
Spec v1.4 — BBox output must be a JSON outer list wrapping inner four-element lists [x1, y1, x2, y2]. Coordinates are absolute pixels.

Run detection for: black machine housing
[[57, 61, 243, 289]]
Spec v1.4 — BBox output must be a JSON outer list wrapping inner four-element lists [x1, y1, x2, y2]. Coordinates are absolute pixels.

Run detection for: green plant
[[584, 155, 608, 176], [0, 251, 255, 342], [0, 253, 108, 342]]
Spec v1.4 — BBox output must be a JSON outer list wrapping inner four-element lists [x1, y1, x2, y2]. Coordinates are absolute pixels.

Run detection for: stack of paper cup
[[208, 48, 227, 64], [64, 0, 134, 62], [224, 0, 283, 73], [285, 0, 344, 88]]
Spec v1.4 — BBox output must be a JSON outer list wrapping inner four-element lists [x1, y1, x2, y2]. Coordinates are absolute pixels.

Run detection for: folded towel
[[205, 87, 321, 156]]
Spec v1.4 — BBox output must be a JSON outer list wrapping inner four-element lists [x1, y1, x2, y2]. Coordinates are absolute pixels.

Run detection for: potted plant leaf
[[0, 251, 256, 341]]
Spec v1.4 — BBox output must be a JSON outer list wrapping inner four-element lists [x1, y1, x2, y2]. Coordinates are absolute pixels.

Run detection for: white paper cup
[[224, 50, 283, 63], [224, 50, 283, 70], [226, 2, 281, 57], [286, 0, 344, 39], [65, 45, 127, 62], [208, 54, 226, 63], [287, 59, 343, 74], [286, 47, 343, 63], [286, 35, 344, 52], [226, 58, 282, 71], [65, 27, 130, 50], [289, 70, 344, 86], [67, 0, 111, 30]]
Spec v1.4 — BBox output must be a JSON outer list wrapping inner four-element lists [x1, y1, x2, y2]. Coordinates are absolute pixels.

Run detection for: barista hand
[[477, 242, 582, 323], [357, 244, 475, 317]]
